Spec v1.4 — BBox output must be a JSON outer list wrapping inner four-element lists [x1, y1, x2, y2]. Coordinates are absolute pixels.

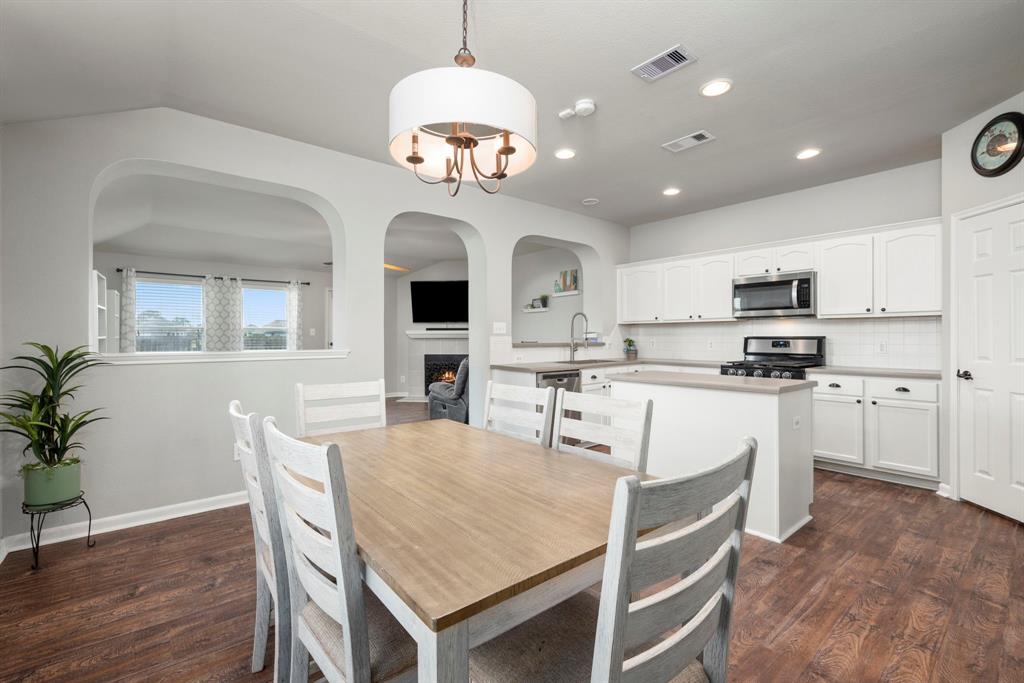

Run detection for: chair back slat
[[552, 390, 653, 472], [629, 492, 741, 590], [482, 381, 556, 446], [295, 379, 387, 437], [620, 591, 724, 683], [624, 541, 731, 650], [637, 451, 751, 528], [264, 417, 371, 681], [591, 438, 757, 683]]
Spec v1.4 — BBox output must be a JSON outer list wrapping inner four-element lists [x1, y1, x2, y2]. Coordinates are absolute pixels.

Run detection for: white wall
[[511, 247, 583, 343], [629, 160, 941, 261], [93, 250, 331, 350], [391, 260, 470, 397], [940, 90, 1024, 495], [0, 107, 630, 535], [383, 275, 398, 391]]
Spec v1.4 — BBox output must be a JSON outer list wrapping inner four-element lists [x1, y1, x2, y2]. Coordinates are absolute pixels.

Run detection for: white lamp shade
[[389, 67, 537, 180]]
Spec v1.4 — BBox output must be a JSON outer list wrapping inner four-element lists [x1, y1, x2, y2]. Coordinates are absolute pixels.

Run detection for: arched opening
[[89, 161, 346, 355], [382, 211, 486, 425]]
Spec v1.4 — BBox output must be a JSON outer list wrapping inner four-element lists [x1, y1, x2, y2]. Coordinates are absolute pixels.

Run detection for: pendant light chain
[[462, 0, 469, 53]]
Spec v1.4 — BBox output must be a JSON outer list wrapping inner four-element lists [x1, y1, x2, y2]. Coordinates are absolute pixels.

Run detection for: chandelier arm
[[448, 146, 466, 197], [468, 145, 510, 180], [468, 152, 503, 194], [413, 167, 449, 185]]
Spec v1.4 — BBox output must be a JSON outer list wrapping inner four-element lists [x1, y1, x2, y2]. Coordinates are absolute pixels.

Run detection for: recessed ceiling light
[[699, 79, 732, 97], [554, 148, 576, 160], [581, 198, 600, 206], [662, 187, 681, 196], [796, 148, 821, 160]]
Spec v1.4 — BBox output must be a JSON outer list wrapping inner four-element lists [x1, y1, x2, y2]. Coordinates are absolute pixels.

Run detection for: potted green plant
[[623, 337, 638, 361], [538, 294, 549, 308], [0, 343, 106, 505]]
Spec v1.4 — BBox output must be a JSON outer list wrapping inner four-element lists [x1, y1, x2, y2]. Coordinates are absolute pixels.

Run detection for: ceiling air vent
[[631, 44, 696, 81], [661, 130, 716, 153]]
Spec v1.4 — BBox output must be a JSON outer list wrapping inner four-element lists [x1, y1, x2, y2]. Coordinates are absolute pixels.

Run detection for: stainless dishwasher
[[536, 370, 581, 393]]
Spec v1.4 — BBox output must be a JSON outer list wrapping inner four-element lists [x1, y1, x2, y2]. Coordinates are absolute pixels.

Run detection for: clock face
[[972, 112, 1024, 177]]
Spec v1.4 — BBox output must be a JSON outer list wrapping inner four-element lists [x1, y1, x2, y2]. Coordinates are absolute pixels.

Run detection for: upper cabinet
[[816, 235, 875, 316], [874, 224, 941, 315], [735, 245, 816, 277], [618, 219, 942, 324], [618, 264, 663, 323]]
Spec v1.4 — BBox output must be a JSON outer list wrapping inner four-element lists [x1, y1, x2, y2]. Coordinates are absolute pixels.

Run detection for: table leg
[[418, 621, 468, 683]]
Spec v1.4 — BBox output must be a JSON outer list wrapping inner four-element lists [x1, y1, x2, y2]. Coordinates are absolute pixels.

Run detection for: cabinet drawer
[[581, 368, 606, 386], [811, 374, 863, 397], [866, 379, 938, 402]]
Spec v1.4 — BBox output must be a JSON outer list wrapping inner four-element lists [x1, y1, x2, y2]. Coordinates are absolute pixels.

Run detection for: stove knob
[[726, 368, 736, 376], [770, 370, 782, 379], [782, 371, 793, 379], [736, 369, 747, 377], [752, 370, 764, 378]]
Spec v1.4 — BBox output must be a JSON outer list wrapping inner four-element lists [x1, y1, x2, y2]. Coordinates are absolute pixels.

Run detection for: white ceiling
[[4, 1, 1023, 226], [93, 175, 333, 270]]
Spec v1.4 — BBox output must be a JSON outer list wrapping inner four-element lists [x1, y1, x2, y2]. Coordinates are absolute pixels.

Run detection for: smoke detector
[[631, 44, 696, 82], [558, 98, 597, 120], [661, 130, 715, 153]]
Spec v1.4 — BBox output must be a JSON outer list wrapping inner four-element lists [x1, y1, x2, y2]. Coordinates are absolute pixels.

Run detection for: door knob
[[956, 369, 974, 380], [856, 399, 862, 404]]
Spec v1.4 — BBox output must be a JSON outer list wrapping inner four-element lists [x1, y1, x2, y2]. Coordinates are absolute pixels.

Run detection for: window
[[136, 279, 204, 352], [243, 287, 288, 350]]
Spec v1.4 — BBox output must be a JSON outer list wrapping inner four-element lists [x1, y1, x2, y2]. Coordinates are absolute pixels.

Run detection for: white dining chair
[[468, 437, 758, 683], [482, 380, 557, 446], [552, 389, 654, 472], [228, 400, 290, 682], [263, 417, 417, 683], [295, 379, 387, 437]]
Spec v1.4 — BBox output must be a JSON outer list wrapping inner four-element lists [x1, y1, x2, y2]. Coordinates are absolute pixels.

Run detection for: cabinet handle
[[895, 386, 910, 393], [764, 269, 769, 273], [828, 382, 841, 388], [881, 307, 887, 312], [871, 400, 878, 405], [689, 315, 693, 319], [856, 399, 862, 404], [590, 374, 598, 380], [776, 267, 781, 272], [866, 307, 871, 312], [697, 314, 702, 319]]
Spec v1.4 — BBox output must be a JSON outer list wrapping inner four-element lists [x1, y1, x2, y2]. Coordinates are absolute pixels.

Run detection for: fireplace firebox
[[424, 354, 468, 394]]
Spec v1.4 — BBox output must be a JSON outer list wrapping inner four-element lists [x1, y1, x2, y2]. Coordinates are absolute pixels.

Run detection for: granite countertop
[[609, 371, 817, 395], [489, 358, 723, 373]]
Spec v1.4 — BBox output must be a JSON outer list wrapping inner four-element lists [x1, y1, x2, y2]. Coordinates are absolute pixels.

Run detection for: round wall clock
[[971, 111, 1023, 177]]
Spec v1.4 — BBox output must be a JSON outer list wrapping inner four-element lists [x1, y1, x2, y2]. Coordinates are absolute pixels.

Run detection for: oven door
[[732, 271, 816, 318]]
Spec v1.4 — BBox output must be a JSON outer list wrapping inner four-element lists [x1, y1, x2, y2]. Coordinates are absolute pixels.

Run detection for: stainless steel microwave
[[732, 271, 816, 318]]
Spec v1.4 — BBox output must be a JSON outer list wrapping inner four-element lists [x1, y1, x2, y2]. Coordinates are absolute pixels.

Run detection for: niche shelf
[[522, 307, 549, 314], [550, 290, 580, 298]]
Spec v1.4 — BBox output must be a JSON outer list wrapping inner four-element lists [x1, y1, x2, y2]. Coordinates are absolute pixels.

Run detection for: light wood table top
[[303, 419, 642, 631]]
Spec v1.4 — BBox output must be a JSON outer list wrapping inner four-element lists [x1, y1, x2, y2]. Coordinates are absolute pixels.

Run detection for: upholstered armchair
[[427, 358, 469, 424]]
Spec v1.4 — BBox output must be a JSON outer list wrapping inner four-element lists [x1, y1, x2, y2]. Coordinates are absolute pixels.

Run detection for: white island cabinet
[[610, 371, 816, 543]]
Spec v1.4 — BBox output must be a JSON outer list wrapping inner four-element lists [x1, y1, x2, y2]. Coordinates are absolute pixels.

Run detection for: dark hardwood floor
[[0, 470, 1020, 682]]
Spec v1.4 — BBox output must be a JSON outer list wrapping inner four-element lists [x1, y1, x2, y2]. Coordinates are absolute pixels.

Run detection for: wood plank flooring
[[0, 470, 1020, 682]]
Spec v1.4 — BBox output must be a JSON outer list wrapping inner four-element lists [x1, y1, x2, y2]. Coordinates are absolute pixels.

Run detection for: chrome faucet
[[569, 312, 590, 363]]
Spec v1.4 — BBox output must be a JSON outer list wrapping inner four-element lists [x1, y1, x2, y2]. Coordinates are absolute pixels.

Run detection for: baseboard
[[0, 537, 7, 566], [814, 462, 940, 491], [1, 490, 247, 559], [385, 391, 409, 399], [396, 396, 428, 403], [935, 483, 957, 500], [744, 514, 812, 545]]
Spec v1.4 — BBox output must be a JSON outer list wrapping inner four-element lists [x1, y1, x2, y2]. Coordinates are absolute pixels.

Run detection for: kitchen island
[[610, 370, 816, 543]]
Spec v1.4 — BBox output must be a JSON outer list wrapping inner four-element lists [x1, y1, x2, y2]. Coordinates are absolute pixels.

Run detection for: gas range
[[720, 336, 825, 380]]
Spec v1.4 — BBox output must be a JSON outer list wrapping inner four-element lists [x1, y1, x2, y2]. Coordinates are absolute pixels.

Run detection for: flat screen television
[[410, 280, 469, 323]]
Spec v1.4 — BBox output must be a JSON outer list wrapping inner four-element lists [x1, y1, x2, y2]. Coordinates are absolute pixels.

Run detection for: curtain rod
[[115, 268, 310, 286]]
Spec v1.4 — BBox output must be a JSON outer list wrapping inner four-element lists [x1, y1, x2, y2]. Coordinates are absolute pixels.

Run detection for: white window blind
[[243, 287, 288, 350], [135, 278, 204, 352]]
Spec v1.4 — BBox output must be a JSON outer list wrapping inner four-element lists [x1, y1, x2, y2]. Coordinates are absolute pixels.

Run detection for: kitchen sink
[[554, 359, 614, 365]]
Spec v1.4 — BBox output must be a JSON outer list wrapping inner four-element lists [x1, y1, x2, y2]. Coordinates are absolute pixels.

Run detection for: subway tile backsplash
[[625, 316, 941, 370]]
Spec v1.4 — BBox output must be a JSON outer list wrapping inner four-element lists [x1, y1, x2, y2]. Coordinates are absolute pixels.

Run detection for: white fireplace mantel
[[405, 329, 469, 340]]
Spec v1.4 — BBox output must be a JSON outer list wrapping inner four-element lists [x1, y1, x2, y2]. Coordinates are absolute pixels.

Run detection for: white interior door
[[957, 199, 1024, 522], [326, 287, 334, 349]]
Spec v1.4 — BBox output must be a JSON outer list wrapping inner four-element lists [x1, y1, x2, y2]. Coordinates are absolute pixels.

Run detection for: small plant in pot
[[0, 343, 106, 506], [623, 338, 638, 361]]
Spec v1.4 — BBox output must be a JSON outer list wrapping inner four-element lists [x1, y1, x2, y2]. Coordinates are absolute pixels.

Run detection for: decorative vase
[[625, 349, 638, 361], [23, 461, 81, 506]]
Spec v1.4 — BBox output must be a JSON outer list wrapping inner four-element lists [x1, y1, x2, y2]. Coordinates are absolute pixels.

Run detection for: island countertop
[[607, 370, 817, 395], [489, 358, 722, 373]]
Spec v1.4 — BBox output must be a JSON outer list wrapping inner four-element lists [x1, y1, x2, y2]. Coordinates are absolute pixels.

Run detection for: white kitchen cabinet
[[580, 382, 611, 427], [661, 260, 697, 321], [866, 397, 939, 478], [774, 243, 816, 273], [734, 249, 773, 277], [817, 234, 874, 316], [618, 264, 662, 323], [694, 255, 734, 321], [812, 394, 864, 465], [874, 223, 941, 316]]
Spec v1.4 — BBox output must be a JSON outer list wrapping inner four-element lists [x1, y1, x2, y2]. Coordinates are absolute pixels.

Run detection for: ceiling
[[4, 1, 1023, 226], [93, 175, 333, 270]]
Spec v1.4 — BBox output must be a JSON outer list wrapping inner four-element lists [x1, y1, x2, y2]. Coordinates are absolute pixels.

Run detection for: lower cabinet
[[811, 373, 939, 482], [581, 381, 611, 427]]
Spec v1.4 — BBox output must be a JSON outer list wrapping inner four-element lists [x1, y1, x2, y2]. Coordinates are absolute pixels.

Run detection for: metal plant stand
[[21, 491, 94, 570]]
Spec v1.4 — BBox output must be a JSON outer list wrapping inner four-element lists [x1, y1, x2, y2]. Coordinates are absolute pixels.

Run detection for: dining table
[[301, 418, 646, 683]]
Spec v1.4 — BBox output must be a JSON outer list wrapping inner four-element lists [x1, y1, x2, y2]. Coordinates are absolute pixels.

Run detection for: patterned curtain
[[287, 281, 303, 351], [119, 267, 136, 353], [204, 276, 243, 352]]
